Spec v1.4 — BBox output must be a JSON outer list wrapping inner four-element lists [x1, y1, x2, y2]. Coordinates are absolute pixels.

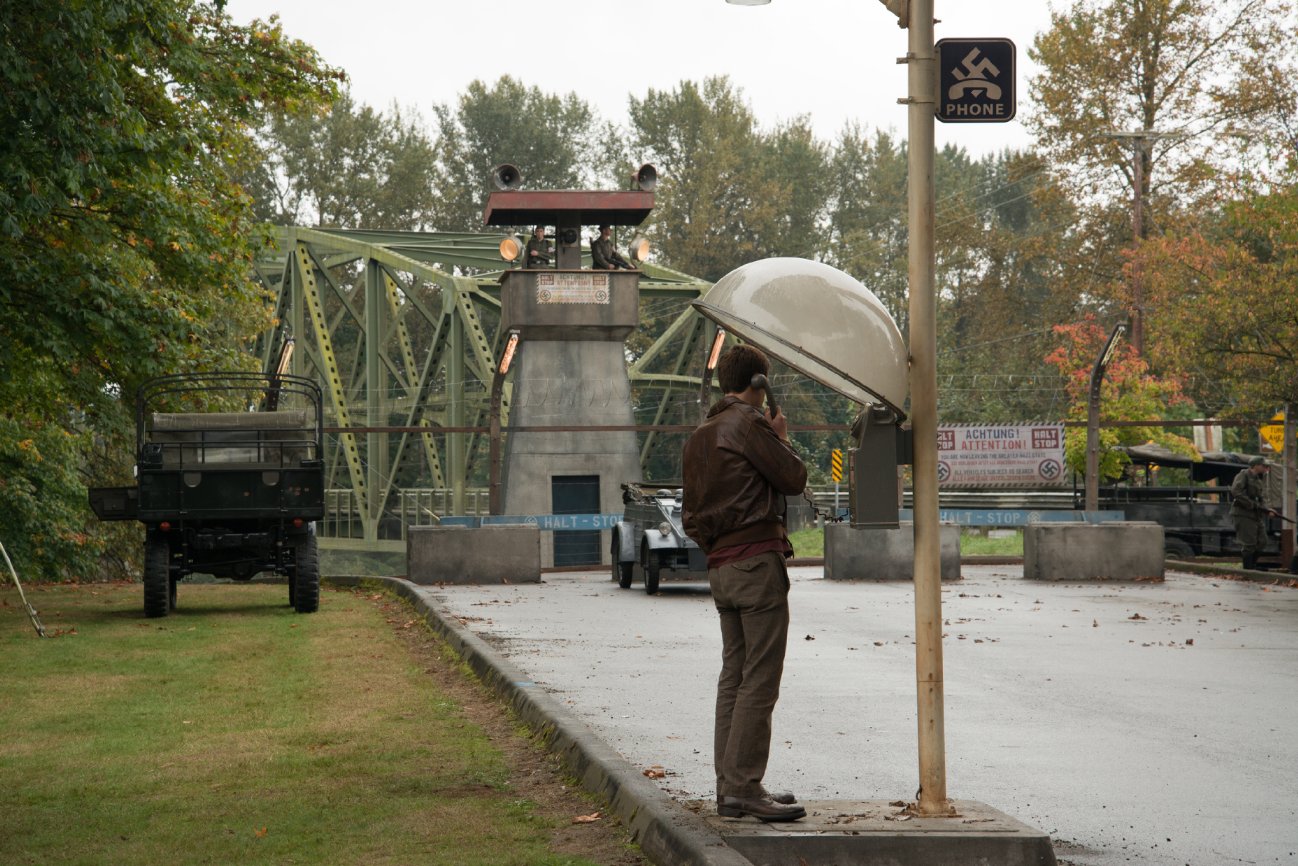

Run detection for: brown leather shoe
[[718, 794, 807, 822], [716, 787, 797, 806]]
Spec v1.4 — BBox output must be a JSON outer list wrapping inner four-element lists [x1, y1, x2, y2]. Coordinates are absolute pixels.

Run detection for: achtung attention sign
[[937, 423, 1065, 487], [936, 38, 1016, 124]]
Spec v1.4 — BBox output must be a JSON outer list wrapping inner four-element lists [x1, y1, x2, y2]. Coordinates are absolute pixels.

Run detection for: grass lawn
[[788, 527, 1024, 558], [0, 581, 635, 866]]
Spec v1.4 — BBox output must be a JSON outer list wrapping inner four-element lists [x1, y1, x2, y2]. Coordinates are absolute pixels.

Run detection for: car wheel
[[644, 550, 661, 595], [612, 536, 634, 588], [292, 530, 320, 614], [1164, 538, 1195, 560], [143, 539, 170, 619]]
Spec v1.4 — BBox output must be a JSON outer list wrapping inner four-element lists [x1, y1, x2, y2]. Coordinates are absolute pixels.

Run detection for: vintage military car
[[611, 483, 706, 594], [89, 372, 325, 617]]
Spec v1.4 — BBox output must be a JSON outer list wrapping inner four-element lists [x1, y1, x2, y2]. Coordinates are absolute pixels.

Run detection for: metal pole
[[488, 331, 521, 516], [488, 373, 504, 516], [904, 0, 949, 817], [1284, 403, 1296, 570]]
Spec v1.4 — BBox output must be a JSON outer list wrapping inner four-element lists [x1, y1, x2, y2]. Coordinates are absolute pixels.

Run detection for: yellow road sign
[[831, 448, 843, 483], [1260, 411, 1290, 453]]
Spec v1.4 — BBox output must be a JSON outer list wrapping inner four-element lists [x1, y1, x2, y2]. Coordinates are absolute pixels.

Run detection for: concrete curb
[[1165, 559, 1298, 584], [327, 576, 752, 866]]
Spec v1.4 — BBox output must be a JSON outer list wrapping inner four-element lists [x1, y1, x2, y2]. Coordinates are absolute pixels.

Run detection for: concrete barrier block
[[824, 522, 961, 581], [1024, 522, 1164, 581], [407, 525, 541, 584]]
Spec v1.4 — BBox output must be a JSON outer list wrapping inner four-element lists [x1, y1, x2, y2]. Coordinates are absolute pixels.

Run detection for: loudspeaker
[[492, 163, 523, 191], [632, 163, 657, 192]]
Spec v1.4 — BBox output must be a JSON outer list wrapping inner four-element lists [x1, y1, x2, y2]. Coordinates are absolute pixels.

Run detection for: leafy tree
[[1044, 317, 1196, 481], [250, 93, 438, 229], [824, 127, 909, 332], [0, 0, 340, 579], [1028, 0, 1298, 359], [1137, 188, 1298, 417], [936, 150, 1088, 422], [1029, 0, 1293, 208], [752, 118, 832, 262], [627, 77, 789, 283], [429, 76, 600, 232]]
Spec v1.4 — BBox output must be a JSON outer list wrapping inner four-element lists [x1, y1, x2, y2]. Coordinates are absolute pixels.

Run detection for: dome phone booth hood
[[692, 258, 911, 528]]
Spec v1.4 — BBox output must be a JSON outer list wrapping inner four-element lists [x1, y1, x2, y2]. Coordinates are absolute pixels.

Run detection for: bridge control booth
[[482, 170, 654, 569]]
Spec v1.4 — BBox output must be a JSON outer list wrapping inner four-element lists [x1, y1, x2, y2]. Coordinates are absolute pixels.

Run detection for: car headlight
[[658, 521, 672, 537]]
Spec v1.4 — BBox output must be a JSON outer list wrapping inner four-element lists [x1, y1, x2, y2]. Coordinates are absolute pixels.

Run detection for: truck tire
[[1164, 538, 1195, 560], [168, 575, 178, 612], [143, 540, 170, 618], [292, 531, 320, 614], [644, 548, 661, 595]]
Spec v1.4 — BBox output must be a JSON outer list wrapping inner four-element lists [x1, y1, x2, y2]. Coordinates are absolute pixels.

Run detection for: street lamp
[[725, 0, 948, 817], [488, 330, 521, 515], [1084, 322, 1125, 513]]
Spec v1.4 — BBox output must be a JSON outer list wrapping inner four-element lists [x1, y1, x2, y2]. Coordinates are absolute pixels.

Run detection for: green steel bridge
[[250, 227, 712, 552]]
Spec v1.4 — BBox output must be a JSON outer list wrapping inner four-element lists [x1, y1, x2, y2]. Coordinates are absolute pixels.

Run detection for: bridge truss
[[251, 227, 712, 551]]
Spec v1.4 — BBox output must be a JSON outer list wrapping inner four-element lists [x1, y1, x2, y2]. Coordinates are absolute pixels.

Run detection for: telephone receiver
[[750, 373, 778, 418]]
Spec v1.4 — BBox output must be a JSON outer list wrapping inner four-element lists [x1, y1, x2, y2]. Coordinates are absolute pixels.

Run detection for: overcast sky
[[224, 0, 1061, 157]]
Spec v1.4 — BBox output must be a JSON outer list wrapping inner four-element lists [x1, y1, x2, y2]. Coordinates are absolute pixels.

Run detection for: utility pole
[[1107, 130, 1160, 357], [1284, 404, 1296, 571]]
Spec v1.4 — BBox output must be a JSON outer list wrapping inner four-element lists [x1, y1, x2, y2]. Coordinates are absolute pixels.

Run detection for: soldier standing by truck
[[1231, 456, 1276, 570]]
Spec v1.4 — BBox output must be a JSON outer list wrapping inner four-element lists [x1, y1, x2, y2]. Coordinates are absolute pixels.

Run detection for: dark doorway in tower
[[552, 475, 601, 567]]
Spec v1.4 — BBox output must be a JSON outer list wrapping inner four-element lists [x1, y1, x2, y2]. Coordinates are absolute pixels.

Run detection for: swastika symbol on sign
[[1039, 459, 1062, 481], [949, 49, 1002, 100], [937, 461, 951, 483]]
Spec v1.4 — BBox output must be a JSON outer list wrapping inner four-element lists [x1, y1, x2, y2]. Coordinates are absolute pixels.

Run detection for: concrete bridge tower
[[484, 181, 654, 567]]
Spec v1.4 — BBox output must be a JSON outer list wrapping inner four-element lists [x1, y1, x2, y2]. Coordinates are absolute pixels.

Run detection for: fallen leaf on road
[[643, 766, 666, 779], [804, 634, 815, 640], [1129, 613, 1147, 621]]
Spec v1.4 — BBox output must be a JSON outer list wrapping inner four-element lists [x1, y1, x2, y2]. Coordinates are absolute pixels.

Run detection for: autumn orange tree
[[1045, 316, 1197, 481], [1137, 189, 1298, 417]]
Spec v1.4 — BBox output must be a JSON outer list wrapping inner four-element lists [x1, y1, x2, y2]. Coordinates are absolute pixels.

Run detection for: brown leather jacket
[[682, 396, 808, 553]]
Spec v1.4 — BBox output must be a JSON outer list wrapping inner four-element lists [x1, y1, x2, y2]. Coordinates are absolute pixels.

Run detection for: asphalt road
[[416, 564, 1298, 866]]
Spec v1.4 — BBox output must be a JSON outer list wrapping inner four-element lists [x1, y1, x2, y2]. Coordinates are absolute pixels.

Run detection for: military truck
[[611, 483, 706, 594], [89, 372, 325, 617], [1085, 445, 1289, 566]]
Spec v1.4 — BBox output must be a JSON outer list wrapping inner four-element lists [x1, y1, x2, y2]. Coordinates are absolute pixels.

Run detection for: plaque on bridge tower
[[500, 270, 637, 339], [536, 272, 610, 305]]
